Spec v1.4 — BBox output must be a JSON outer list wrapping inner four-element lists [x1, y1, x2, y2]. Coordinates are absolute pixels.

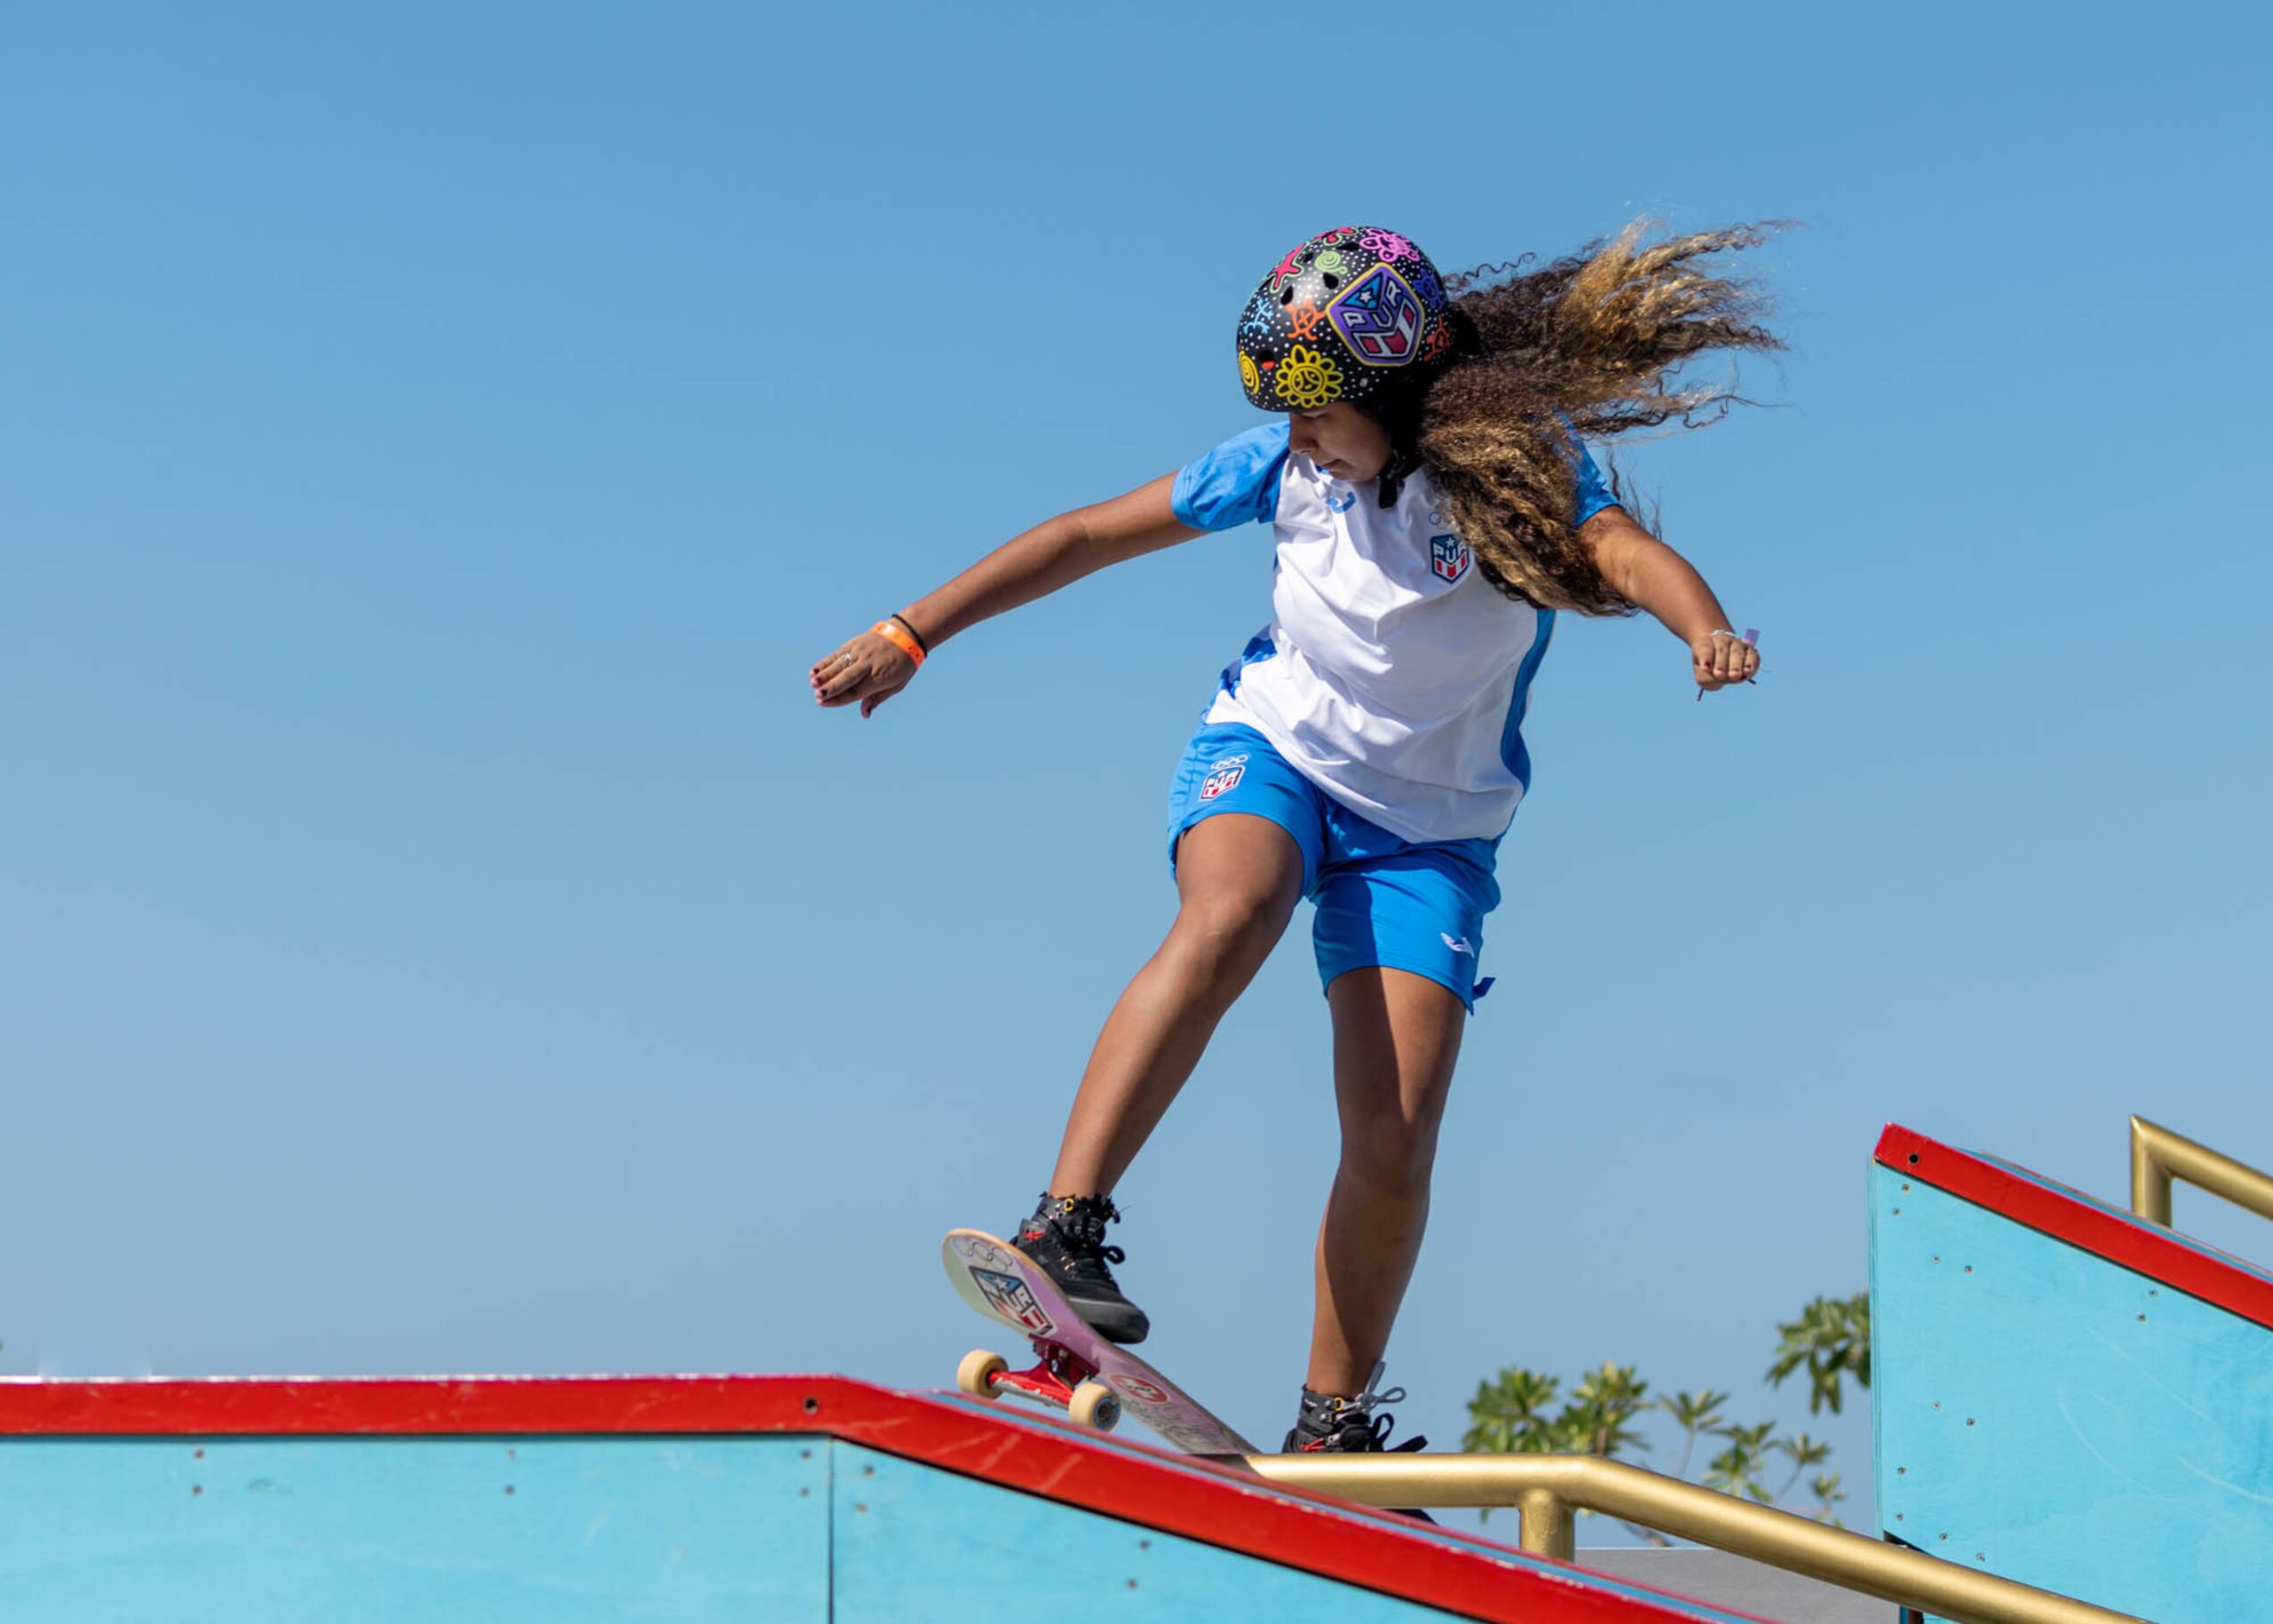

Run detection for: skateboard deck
[[942, 1228, 1257, 1454]]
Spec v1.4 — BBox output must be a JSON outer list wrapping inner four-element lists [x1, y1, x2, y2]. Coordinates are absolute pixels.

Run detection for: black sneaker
[[1283, 1362, 1433, 1522], [1012, 1192, 1151, 1344]]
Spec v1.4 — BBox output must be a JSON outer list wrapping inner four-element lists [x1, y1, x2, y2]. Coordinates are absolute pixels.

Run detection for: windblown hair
[[1392, 221, 1786, 615]]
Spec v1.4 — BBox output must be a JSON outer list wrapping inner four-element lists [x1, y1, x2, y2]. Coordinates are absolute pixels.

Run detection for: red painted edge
[[0, 1372, 1762, 1624], [1874, 1123, 2273, 1331]]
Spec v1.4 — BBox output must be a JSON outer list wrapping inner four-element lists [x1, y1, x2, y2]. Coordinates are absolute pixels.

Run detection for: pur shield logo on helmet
[[1328, 265, 1424, 366]]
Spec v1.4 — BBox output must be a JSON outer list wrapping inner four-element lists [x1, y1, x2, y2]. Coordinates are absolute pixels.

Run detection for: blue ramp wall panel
[[892, 1398, 1778, 1624], [833, 1439, 1512, 1623], [0, 1376, 1786, 1623], [829, 1442, 1777, 1624], [1872, 1163, 2273, 1624], [0, 1435, 830, 1620]]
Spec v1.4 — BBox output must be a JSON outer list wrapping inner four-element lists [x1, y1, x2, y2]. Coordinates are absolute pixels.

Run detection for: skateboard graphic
[[941, 1228, 1257, 1454]]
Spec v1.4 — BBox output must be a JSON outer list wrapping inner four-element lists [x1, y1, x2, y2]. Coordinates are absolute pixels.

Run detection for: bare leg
[[1047, 813, 1305, 1195], [1307, 967, 1467, 1396]]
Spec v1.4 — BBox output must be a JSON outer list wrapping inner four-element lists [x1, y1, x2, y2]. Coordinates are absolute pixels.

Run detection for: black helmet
[[1235, 226, 1455, 412]]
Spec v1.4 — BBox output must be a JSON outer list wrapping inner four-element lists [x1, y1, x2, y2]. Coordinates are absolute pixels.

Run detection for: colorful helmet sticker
[[1273, 345, 1344, 409], [1236, 225, 1453, 411], [1328, 265, 1424, 366]]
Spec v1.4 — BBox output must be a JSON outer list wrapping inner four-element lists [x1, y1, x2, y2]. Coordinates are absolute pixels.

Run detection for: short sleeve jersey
[[1170, 421, 1620, 845]]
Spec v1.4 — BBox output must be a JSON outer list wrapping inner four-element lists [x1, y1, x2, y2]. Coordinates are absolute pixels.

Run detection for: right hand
[[1691, 628, 1761, 693], [810, 627, 918, 717]]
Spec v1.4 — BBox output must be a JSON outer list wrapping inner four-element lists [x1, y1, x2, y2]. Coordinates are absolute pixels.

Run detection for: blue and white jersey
[[1170, 421, 1620, 845]]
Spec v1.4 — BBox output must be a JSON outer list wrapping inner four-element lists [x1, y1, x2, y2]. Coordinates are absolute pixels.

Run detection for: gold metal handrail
[[2129, 1115, 2273, 1228], [1225, 1453, 2146, 1624]]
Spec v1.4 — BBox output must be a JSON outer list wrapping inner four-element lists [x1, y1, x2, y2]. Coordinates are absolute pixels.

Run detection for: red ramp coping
[[1874, 1123, 2273, 1326], [0, 1371, 1770, 1624]]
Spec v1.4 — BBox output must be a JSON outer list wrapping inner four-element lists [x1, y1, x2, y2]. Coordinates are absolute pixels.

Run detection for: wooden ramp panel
[[0, 1372, 1774, 1623], [1873, 1125, 2273, 1624]]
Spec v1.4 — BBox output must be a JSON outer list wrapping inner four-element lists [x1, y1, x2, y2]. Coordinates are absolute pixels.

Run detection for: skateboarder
[[812, 223, 1778, 1454]]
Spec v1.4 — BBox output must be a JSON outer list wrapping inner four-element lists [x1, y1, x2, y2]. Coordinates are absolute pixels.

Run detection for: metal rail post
[[2130, 1114, 2273, 1228]]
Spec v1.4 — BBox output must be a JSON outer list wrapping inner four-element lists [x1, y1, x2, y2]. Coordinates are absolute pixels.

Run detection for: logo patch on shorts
[[1200, 755, 1249, 801], [1430, 533, 1471, 584]]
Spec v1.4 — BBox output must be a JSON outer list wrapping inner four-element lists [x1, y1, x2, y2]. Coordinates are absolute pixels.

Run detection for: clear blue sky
[[7, 1, 2269, 1539]]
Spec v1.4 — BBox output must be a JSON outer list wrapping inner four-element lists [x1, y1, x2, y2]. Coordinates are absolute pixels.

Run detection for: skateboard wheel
[[1069, 1380, 1121, 1431], [956, 1348, 1009, 1399]]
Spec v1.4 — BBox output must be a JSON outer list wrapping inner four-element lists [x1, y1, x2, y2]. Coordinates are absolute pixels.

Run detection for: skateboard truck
[[957, 1342, 1123, 1431]]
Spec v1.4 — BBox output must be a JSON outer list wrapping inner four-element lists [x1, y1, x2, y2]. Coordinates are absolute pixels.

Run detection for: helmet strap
[[1359, 377, 1431, 507], [1375, 443, 1422, 507]]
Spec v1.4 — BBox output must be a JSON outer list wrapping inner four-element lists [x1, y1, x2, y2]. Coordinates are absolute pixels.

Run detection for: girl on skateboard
[[812, 222, 1778, 1454]]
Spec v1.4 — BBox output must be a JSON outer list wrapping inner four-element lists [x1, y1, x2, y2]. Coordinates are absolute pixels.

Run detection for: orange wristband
[[871, 618, 926, 667]]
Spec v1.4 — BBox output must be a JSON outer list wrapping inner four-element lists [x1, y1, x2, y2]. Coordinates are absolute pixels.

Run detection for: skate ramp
[[1579, 1548, 1888, 1623], [1873, 1124, 2273, 1623], [0, 1372, 1776, 1622]]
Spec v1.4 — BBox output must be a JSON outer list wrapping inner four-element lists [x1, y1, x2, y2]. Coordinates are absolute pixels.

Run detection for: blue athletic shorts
[[1164, 721, 1501, 1012]]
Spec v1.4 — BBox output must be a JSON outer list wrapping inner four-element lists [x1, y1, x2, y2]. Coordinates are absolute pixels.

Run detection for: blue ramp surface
[[0, 1372, 1770, 1623], [1873, 1125, 2273, 1624]]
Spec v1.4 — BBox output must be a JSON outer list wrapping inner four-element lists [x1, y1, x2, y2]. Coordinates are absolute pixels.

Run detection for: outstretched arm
[[1579, 506, 1761, 693], [810, 474, 1197, 717]]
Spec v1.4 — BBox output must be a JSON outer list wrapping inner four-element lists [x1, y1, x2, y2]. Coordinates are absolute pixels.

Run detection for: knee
[[1165, 889, 1290, 982], [1339, 1110, 1441, 1200]]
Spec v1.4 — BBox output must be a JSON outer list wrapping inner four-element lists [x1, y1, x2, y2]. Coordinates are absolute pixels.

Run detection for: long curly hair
[[1375, 221, 1786, 615]]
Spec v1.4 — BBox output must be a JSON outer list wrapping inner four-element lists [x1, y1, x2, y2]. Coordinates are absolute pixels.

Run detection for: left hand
[[810, 626, 918, 717], [1691, 629, 1760, 693]]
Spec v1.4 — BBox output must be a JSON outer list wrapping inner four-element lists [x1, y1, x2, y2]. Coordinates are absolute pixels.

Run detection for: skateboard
[[941, 1228, 1257, 1454]]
